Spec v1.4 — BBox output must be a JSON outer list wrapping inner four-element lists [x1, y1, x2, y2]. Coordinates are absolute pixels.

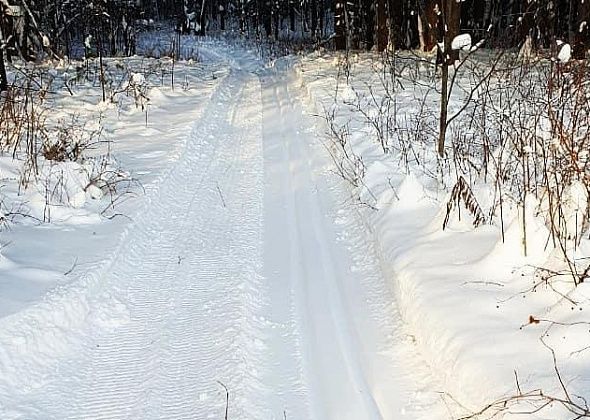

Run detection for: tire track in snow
[[0, 41, 446, 420], [1, 68, 269, 420], [262, 73, 381, 420], [261, 63, 446, 420]]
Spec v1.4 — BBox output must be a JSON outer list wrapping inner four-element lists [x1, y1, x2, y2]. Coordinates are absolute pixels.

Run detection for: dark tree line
[[331, 1, 590, 56], [149, 0, 590, 57], [1, 0, 590, 92]]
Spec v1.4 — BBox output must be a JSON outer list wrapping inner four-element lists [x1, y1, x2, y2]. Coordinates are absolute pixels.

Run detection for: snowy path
[[0, 44, 441, 420], [262, 65, 410, 420]]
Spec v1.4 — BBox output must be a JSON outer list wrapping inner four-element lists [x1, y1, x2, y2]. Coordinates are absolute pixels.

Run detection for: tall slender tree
[[573, 0, 590, 58], [375, 0, 387, 51], [0, 1, 8, 92], [334, 0, 346, 50], [437, 0, 462, 157]]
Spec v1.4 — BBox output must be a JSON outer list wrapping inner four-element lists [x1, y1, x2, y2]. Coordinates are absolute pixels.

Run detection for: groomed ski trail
[[0, 44, 443, 420], [261, 59, 442, 420]]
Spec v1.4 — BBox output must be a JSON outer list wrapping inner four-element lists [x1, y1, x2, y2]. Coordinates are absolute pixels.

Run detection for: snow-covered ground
[[0, 53, 223, 318], [0, 37, 449, 419], [297, 51, 590, 419], [2, 33, 588, 420]]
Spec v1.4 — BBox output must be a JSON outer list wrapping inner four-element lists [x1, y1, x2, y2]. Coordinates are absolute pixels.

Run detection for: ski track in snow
[[0, 43, 443, 420]]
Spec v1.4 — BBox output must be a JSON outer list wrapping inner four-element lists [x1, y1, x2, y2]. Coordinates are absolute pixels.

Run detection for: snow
[[40, 161, 92, 209], [130, 72, 146, 85], [0, 51, 223, 314], [557, 42, 572, 63], [297, 49, 590, 419], [0, 38, 443, 419], [1, 30, 589, 420], [451, 33, 472, 51]]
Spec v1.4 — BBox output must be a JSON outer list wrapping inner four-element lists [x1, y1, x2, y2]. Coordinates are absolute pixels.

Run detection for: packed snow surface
[[0, 39, 443, 419], [5, 33, 586, 420]]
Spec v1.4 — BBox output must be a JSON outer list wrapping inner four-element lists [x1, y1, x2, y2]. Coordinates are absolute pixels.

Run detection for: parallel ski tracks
[[0, 45, 445, 420], [7, 69, 268, 420]]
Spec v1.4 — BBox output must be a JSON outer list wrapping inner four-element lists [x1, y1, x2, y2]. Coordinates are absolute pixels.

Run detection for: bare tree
[[573, 0, 590, 59], [437, 0, 462, 156]]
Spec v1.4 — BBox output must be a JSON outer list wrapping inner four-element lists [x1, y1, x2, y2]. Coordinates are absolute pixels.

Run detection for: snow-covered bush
[[324, 49, 590, 286], [127, 72, 149, 110], [0, 64, 137, 225], [42, 114, 104, 162]]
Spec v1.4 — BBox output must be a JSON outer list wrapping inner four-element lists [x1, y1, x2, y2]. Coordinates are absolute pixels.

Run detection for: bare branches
[[458, 365, 590, 420], [217, 381, 229, 420], [443, 176, 487, 229]]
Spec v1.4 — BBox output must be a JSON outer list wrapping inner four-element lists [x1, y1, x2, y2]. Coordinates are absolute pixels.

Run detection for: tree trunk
[[438, 60, 449, 157], [375, 0, 388, 51], [310, 0, 317, 37], [573, 0, 590, 59], [421, 0, 438, 52], [387, 0, 404, 48], [437, 0, 461, 156], [519, 0, 535, 48], [360, 0, 374, 50], [0, 47, 7, 92], [273, 7, 279, 39], [97, 30, 106, 102], [438, 0, 461, 63], [262, 0, 271, 36], [334, 0, 346, 50], [197, 0, 206, 35], [0, 10, 8, 91], [220, 2, 226, 30], [348, 2, 360, 49], [319, 0, 325, 36], [467, 0, 486, 39], [289, 0, 295, 32]]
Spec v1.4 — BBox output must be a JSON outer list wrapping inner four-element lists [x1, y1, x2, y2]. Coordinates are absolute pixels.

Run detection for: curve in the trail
[[262, 73, 379, 420], [260, 64, 426, 420], [0, 68, 275, 420], [0, 41, 444, 420]]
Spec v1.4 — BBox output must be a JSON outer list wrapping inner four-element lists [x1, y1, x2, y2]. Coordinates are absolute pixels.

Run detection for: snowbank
[[296, 51, 590, 419], [0, 51, 224, 348]]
